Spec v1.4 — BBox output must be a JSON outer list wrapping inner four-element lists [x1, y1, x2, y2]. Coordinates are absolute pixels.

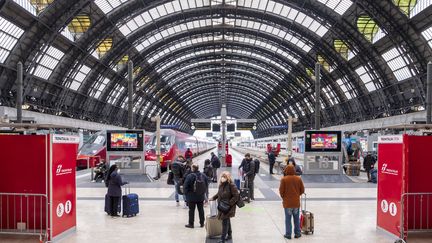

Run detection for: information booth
[[0, 133, 78, 242], [303, 130, 343, 175], [377, 135, 432, 242], [106, 130, 150, 175]]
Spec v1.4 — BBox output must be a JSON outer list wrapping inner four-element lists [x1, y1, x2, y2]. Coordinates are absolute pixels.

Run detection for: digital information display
[[106, 130, 144, 152], [305, 130, 342, 152]]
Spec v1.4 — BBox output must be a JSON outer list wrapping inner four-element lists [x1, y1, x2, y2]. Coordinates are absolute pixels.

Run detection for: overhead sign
[[234, 132, 241, 137], [271, 125, 288, 129], [378, 135, 403, 144], [191, 119, 212, 130], [236, 119, 257, 130], [212, 123, 221, 132], [206, 132, 213, 137], [160, 124, 180, 129], [227, 123, 235, 132]]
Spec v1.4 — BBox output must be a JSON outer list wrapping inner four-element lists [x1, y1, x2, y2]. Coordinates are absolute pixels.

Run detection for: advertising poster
[[51, 135, 78, 238], [377, 135, 404, 237]]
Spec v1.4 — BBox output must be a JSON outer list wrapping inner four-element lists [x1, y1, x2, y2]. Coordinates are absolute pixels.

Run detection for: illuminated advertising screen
[[305, 131, 342, 152], [106, 130, 144, 152]]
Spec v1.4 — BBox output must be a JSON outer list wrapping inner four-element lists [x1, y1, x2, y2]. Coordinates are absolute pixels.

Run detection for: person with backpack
[[363, 152, 376, 182], [238, 153, 256, 201], [183, 164, 209, 228], [171, 156, 187, 207], [210, 152, 221, 183], [268, 150, 276, 174], [105, 164, 128, 217]]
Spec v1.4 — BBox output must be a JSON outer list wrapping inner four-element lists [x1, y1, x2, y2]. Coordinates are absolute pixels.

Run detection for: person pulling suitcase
[[238, 153, 256, 201]]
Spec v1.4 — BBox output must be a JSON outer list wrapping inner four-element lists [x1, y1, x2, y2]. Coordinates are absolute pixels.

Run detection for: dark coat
[[211, 182, 239, 220], [239, 158, 255, 176], [183, 171, 209, 203], [211, 155, 221, 168], [268, 152, 276, 164], [107, 171, 127, 197], [363, 154, 376, 171]]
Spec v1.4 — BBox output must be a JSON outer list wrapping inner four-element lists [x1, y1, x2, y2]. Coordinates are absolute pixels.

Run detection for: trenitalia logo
[[56, 164, 72, 176], [381, 163, 398, 176]]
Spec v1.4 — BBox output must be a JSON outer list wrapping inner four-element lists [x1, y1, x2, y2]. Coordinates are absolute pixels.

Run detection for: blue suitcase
[[105, 194, 121, 215], [234, 179, 240, 189], [122, 186, 139, 217]]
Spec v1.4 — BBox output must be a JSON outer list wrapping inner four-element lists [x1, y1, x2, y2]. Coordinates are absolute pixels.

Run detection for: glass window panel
[[382, 46, 414, 81], [0, 17, 25, 63], [410, 0, 432, 18], [31, 45, 64, 80]]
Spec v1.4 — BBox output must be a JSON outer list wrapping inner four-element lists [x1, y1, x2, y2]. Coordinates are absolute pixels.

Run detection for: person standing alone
[[268, 150, 276, 174], [105, 164, 128, 217], [210, 152, 221, 183], [279, 165, 305, 239]]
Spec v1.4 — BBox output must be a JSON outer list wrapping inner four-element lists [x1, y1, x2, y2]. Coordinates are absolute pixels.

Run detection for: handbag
[[236, 195, 245, 208], [167, 171, 174, 185], [217, 200, 231, 213]]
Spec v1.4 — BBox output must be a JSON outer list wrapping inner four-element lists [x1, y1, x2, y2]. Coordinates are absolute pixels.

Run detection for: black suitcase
[[104, 194, 121, 215], [240, 177, 250, 203]]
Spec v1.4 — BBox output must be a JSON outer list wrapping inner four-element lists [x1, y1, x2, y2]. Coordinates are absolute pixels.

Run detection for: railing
[[397, 192, 432, 243], [0, 193, 49, 240]]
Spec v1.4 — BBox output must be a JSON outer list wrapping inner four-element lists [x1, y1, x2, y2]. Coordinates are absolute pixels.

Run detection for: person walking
[[268, 150, 276, 174], [363, 152, 376, 182], [183, 164, 209, 228], [210, 171, 239, 243], [210, 152, 221, 183], [239, 153, 256, 200], [185, 148, 193, 161], [279, 165, 305, 239], [171, 155, 187, 207], [105, 164, 128, 217]]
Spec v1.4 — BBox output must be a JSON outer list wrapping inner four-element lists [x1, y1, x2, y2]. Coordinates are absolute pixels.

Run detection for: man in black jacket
[[183, 164, 209, 228], [239, 153, 256, 201], [268, 150, 276, 174], [210, 152, 221, 183], [172, 156, 187, 207], [363, 152, 376, 182]]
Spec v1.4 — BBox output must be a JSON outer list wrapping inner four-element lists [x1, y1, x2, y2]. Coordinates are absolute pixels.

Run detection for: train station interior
[[1, 0, 432, 242]]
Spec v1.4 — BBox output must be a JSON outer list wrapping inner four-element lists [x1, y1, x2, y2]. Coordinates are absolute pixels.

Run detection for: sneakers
[[91, 180, 96, 183], [183, 204, 188, 209], [284, 235, 291, 239], [294, 234, 301, 239], [176, 201, 180, 207]]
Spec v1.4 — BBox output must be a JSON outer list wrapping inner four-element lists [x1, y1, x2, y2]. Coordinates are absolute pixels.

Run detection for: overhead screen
[[193, 122, 211, 130], [212, 123, 221, 132], [304, 130, 342, 152], [234, 132, 241, 137], [106, 130, 144, 152], [227, 123, 235, 132], [206, 132, 213, 137], [237, 122, 256, 130]]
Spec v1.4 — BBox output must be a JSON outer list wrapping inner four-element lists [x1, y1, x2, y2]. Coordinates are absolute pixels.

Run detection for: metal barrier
[[0, 193, 49, 240], [397, 192, 432, 243], [144, 164, 161, 181]]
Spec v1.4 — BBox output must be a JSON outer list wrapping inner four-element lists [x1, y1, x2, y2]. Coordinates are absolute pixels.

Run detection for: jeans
[[246, 175, 255, 200], [110, 196, 120, 216], [188, 201, 205, 226], [284, 208, 301, 237], [174, 178, 185, 202], [222, 218, 232, 240], [212, 167, 218, 182]]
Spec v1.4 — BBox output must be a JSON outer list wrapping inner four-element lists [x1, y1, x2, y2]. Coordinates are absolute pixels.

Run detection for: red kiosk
[[0, 134, 78, 241], [377, 135, 432, 242]]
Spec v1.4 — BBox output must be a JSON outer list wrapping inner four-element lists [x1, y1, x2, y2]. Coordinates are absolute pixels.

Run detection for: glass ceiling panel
[[317, 0, 353, 15], [422, 25, 432, 48], [135, 18, 312, 53], [31, 45, 64, 80], [0, 16, 25, 63], [70, 64, 91, 91], [382, 46, 414, 82], [410, 0, 432, 18], [355, 66, 376, 92]]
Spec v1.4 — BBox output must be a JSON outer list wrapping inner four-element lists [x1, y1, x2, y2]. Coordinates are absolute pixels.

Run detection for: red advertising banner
[[51, 134, 78, 238], [377, 135, 405, 237]]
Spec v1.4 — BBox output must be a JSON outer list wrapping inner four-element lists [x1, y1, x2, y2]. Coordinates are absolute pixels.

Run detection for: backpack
[[171, 162, 183, 177], [254, 159, 260, 174], [212, 156, 221, 168], [193, 173, 207, 194], [243, 159, 251, 173]]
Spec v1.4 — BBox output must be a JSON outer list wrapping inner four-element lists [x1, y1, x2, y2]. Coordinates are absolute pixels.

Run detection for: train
[[76, 130, 153, 169], [145, 129, 216, 169]]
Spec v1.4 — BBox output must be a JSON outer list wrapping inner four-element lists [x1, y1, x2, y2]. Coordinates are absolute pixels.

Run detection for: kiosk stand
[[303, 130, 343, 175], [0, 133, 78, 242], [377, 135, 432, 242]]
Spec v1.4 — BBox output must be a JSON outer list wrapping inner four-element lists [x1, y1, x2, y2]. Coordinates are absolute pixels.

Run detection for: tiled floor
[[1, 148, 430, 242]]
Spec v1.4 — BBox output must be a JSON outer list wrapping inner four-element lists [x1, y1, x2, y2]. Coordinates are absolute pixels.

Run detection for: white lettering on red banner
[[56, 164, 72, 176], [378, 135, 403, 144], [381, 163, 399, 176], [52, 135, 79, 144]]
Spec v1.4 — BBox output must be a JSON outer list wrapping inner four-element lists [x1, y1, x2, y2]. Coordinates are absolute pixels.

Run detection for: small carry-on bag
[[105, 194, 121, 215], [300, 193, 314, 234], [239, 177, 250, 203], [122, 185, 139, 217], [234, 178, 241, 189]]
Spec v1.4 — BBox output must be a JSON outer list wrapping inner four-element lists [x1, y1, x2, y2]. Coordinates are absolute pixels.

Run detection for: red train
[[145, 129, 216, 169], [76, 130, 153, 169]]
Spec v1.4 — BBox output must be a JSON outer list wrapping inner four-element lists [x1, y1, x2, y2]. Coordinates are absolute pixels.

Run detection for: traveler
[[106, 164, 128, 217], [279, 165, 305, 239], [203, 159, 213, 203], [363, 152, 376, 182], [185, 148, 193, 161], [210, 171, 239, 243], [93, 160, 107, 182], [239, 153, 256, 200], [171, 155, 187, 207], [183, 164, 209, 228], [268, 150, 276, 174], [284, 157, 303, 176], [210, 152, 221, 183]]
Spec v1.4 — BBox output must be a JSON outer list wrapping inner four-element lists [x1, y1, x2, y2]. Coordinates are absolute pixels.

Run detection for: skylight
[[0, 16, 25, 63], [31, 45, 64, 80]]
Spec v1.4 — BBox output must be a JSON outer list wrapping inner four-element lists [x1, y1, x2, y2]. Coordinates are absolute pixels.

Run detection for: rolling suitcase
[[104, 194, 121, 215], [122, 186, 139, 217], [205, 215, 223, 239], [300, 193, 314, 234], [234, 178, 241, 189], [239, 177, 250, 203]]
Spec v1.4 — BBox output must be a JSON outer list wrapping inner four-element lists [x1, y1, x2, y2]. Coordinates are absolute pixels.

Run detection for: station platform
[[1, 149, 430, 243]]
